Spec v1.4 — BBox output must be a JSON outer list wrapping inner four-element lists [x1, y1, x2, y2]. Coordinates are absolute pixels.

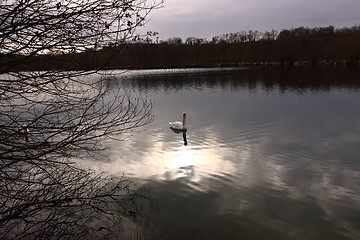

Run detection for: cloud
[[140, 0, 360, 39]]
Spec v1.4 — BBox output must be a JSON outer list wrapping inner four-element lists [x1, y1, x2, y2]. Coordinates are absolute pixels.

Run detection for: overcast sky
[[139, 0, 360, 40]]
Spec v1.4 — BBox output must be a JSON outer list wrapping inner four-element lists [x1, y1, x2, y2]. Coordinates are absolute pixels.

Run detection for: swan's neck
[[182, 115, 186, 127]]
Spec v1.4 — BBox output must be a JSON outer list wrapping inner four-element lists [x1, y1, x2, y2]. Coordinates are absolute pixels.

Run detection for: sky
[[139, 0, 360, 40]]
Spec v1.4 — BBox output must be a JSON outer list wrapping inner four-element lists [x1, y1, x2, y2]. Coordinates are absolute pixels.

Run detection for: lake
[[84, 66, 360, 240]]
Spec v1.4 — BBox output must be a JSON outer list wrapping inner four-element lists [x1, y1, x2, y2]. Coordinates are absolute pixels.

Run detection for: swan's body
[[169, 112, 187, 131]]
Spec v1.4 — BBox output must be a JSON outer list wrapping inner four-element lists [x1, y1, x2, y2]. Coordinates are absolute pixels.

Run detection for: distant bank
[[2, 25, 359, 72]]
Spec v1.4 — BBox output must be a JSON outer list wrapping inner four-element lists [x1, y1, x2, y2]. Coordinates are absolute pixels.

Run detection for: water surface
[[86, 67, 360, 240]]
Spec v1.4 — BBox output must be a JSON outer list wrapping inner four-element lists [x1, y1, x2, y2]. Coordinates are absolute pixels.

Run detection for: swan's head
[[182, 112, 186, 127]]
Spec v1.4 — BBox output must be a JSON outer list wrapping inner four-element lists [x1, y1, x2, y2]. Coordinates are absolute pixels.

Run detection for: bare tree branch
[[0, 0, 162, 238]]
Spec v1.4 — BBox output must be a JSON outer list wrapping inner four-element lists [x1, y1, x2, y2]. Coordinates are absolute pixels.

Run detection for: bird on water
[[169, 112, 187, 131]]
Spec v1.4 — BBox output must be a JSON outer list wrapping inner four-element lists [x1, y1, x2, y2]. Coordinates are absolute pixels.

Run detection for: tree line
[[2, 25, 360, 72], [107, 25, 359, 69]]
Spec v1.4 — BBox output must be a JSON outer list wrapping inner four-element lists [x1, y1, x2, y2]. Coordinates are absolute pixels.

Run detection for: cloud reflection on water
[[80, 67, 360, 239]]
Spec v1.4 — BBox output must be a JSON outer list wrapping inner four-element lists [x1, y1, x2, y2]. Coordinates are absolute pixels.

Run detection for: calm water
[[86, 67, 360, 240]]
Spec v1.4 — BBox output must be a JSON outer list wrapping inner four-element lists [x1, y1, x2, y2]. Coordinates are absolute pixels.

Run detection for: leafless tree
[[0, 0, 162, 239]]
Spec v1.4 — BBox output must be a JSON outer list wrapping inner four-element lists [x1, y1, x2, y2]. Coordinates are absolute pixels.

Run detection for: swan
[[169, 112, 187, 131]]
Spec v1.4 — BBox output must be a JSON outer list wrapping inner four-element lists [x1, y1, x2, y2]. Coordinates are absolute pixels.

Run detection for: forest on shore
[[3, 25, 360, 71]]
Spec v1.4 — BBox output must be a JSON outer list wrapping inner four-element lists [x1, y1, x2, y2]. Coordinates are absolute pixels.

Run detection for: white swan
[[169, 112, 187, 131]]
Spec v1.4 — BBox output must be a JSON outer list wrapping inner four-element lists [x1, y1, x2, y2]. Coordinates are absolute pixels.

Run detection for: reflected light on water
[[117, 130, 239, 187], [79, 127, 244, 192], [163, 145, 238, 188]]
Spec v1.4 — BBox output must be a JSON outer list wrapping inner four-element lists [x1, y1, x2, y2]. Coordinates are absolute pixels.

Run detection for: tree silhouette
[[0, 0, 162, 238], [93, 25, 359, 69]]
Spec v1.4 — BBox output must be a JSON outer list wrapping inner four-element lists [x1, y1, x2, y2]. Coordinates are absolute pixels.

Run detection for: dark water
[[87, 67, 360, 240]]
